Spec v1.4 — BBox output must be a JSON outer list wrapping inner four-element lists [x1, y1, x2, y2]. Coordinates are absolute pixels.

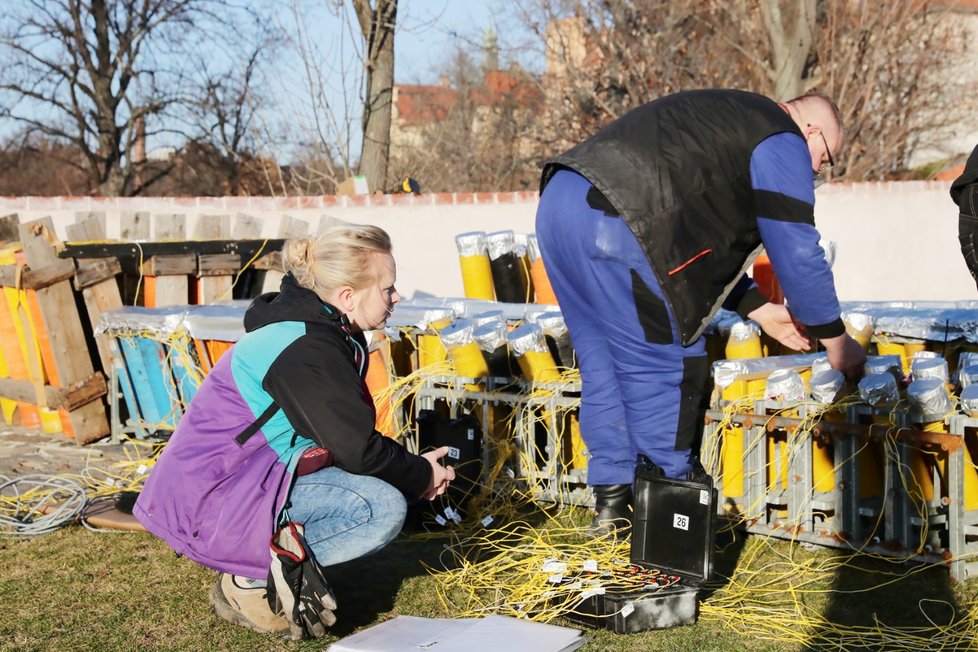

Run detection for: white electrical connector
[[541, 559, 567, 573], [580, 587, 605, 600]]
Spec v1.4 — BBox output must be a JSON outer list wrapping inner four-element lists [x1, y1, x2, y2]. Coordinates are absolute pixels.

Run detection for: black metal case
[[566, 467, 717, 634]]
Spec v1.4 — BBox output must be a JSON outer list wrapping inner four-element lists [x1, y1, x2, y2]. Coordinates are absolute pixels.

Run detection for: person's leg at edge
[[536, 169, 634, 534], [601, 215, 708, 479]]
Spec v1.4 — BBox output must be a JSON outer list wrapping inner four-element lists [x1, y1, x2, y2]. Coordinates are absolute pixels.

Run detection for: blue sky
[[394, 2, 541, 81], [396, 2, 498, 81]]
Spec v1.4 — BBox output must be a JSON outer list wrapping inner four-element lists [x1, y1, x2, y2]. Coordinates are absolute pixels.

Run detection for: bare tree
[[816, 1, 966, 179], [526, 0, 967, 181], [353, 0, 397, 193], [388, 47, 544, 192], [697, 1, 965, 178], [275, 0, 361, 195], [186, 31, 285, 196], [0, 133, 90, 195], [761, 1, 816, 100], [0, 0, 268, 196], [524, 1, 758, 154], [277, 0, 400, 195], [704, 0, 817, 101]]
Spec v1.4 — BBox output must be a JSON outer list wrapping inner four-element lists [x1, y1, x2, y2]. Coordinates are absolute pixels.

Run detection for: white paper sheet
[[327, 614, 586, 652]]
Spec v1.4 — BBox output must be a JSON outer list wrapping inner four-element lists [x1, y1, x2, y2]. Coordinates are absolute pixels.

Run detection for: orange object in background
[[530, 258, 558, 305], [144, 276, 158, 307], [0, 246, 42, 429], [204, 340, 234, 366], [191, 339, 235, 372], [752, 253, 784, 304], [0, 295, 39, 428], [193, 339, 211, 373], [365, 342, 393, 438], [25, 284, 72, 436]]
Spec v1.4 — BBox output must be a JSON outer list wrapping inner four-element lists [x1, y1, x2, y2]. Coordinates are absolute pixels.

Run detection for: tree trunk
[[760, 0, 816, 100], [98, 169, 126, 196], [354, 0, 396, 193]]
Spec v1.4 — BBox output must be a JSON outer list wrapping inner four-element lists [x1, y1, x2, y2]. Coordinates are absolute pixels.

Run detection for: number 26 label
[[673, 513, 689, 531]]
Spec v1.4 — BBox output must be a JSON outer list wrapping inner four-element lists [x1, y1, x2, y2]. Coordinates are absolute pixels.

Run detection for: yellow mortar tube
[[719, 381, 749, 499], [766, 410, 795, 492], [0, 245, 45, 429], [904, 419, 938, 504], [812, 429, 836, 493], [517, 349, 561, 384], [914, 419, 978, 511], [459, 254, 495, 301], [725, 329, 762, 360], [565, 410, 588, 470], [876, 340, 926, 377], [447, 341, 489, 392], [418, 318, 452, 368]]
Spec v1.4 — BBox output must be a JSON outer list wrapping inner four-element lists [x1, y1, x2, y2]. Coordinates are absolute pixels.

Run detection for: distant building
[[390, 68, 544, 152]]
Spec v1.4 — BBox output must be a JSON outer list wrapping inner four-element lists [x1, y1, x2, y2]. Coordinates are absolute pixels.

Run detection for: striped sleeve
[[750, 132, 843, 338]]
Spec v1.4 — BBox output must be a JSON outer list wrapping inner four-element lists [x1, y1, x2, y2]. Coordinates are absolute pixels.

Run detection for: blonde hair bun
[[282, 237, 316, 288], [283, 224, 392, 299]]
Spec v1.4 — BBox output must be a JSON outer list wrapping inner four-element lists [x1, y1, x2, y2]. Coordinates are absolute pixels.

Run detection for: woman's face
[[347, 252, 400, 332]]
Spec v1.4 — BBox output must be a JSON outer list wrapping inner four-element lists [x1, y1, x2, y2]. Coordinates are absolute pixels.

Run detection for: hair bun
[[283, 237, 315, 286]]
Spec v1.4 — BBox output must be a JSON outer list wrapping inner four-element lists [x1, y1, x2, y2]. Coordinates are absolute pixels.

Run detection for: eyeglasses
[[819, 131, 835, 169], [808, 123, 835, 171]]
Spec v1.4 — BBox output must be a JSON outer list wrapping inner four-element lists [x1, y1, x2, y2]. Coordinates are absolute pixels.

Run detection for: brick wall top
[[0, 180, 955, 212], [0, 190, 543, 212], [816, 180, 951, 194]]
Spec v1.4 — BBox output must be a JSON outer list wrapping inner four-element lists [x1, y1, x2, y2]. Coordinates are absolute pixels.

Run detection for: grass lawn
[[3, 508, 978, 652]]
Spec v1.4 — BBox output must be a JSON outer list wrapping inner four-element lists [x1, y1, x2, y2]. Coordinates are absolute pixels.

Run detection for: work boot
[[209, 573, 290, 635], [589, 483, 633, 538]]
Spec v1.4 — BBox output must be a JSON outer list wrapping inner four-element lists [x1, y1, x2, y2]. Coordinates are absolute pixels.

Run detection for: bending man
[[535, 89, 866, 534]]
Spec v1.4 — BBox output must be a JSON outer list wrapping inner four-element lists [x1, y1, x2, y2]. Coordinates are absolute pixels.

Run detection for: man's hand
[[747, 302, 811, 352], [421, 446, 456, 500], [821, 333, 866, 382]]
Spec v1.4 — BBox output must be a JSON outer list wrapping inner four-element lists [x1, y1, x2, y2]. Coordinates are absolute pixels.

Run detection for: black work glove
[[267, 521, 337, 640]]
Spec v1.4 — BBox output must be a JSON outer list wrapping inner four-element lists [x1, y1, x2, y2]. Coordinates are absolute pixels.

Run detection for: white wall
[[0, 180, 972, 302], [814, 181, 973, 302]]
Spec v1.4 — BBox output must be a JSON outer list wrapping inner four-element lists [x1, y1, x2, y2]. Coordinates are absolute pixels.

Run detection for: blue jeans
[[284, 466, 407, 568]]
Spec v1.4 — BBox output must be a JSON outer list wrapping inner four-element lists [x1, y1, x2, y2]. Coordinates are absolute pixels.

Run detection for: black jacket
[[951, 145, 978, 213], [951, 145, 978, 288], [244, 274, 432, 497]]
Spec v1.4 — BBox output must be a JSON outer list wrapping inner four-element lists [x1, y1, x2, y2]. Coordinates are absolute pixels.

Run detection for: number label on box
[[673, 513, 689, 531]]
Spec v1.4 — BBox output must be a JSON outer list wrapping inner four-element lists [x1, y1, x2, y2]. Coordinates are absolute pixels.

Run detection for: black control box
[[565, 465, 717, 633]]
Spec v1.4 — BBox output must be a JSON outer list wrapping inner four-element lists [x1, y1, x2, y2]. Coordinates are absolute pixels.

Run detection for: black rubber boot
[[589, 483, 633, 538]]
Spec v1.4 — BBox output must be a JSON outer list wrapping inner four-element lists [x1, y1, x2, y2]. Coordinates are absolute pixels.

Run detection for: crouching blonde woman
[[134, 224, 455, 636]]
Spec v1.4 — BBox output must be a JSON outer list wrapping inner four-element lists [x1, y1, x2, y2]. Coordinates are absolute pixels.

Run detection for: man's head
[[784, 93, 843, 176]]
